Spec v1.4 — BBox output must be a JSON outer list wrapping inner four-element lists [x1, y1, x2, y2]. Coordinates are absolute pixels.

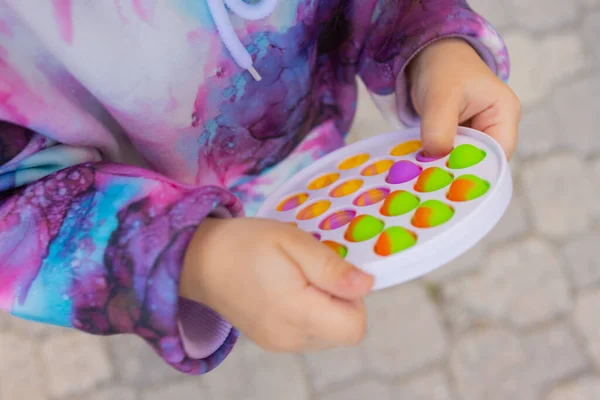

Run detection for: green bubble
[[381, 190, 420, 216], [448, 144, 486, 169], [415, 167, 453, 193], [413, 200, 455, 228], [375, 227, 418, 256], [345, 215, 385, 242]]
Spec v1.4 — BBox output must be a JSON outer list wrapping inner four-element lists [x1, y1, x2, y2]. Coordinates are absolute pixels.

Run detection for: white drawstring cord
[[207, 0, 279, 81]]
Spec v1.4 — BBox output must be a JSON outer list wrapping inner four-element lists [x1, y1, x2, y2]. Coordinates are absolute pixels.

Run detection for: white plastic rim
[[257, 127, 513, 291]]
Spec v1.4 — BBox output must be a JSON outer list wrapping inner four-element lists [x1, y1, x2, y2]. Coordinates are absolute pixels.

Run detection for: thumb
[[281, 228, 374, 300], [419, 88, 461, 158]]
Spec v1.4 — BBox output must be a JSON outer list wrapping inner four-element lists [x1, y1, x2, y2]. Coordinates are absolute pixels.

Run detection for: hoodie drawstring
[[207, 0, 279, 81]]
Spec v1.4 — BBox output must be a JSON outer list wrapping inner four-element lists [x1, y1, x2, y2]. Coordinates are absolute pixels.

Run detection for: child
[[0, 0, 519, 374]]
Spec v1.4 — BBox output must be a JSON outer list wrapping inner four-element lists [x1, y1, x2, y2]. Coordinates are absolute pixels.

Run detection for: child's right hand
[[181, 218, 374, 352]]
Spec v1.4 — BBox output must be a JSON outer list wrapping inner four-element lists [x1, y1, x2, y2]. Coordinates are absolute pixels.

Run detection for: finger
[[419, 88, 461, 157], [280, 227, 374, 300], [468, 96, 520, 159], [301, 290, 368, 348]]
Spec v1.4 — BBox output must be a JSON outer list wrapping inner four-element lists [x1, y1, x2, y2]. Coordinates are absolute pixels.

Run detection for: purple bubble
[[415, 151, 441, 163], [386, 161, 423, 184]]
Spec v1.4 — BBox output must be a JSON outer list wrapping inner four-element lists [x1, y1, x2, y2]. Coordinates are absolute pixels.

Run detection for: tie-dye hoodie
[[0, 0, 508, 374]]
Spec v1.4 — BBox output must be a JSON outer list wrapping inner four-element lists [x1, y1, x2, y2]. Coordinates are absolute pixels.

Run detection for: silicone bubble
[[339, 153, 370, 170], [380, 190, 420, 217], [414, 167, 453, 193], [308, 173, 340, 190], [412, 200, 454, 228], [353, 187, 390, 207], [447, 174, 490, 202], [297, 200, 331, 220], [415, 151, 443, 163], [361, 160, 394, 176], [329, 179, 363, 198], [323, 240, 348, 258], [345, 215, 385, 242], [390, 140, 421, 156], [374, 227, 417, 256], [319, 209, 357, 230], [447, 144, 486, 169], [277, 193, 309, 211], [386, 161, 423, 184]]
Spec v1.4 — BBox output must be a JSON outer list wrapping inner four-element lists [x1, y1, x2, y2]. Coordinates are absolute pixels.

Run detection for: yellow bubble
[[329, 179, 363, 198], [338, 154, 370, 170], [276, 193, 309, 212], [296, 200, 331, 220], [390, 140, 421, 156], [361, 159, 394, 176], [308, 173, 340, 190]]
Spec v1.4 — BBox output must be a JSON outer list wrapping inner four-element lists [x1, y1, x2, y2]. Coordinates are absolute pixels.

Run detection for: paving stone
[[80, 386, 138, 400], [450, 328, 536, 400], [580, 0, 600, 8], [425, 244, 486, 283], [553, 77, 600, 155], [467, 0, 511, 28], [9, 315, 66, 339], [362, 283, 447, 377], [503, 0, 578, 31], [548, 377, 600, 400], [108, 335, 180, 387], [574, 289, 600, 368], [516, 107, 561, 158], [142, 380, 211, 400], [394, 370, 454, 400], [201, 337, 253, 400], [484, 191, 529, 243], [504, 31, 589, 107], [42, 331, 113, 398], [0, 333, 48, 400], [211, 340, 310, 400], [319, 380, 391, 400], [562, 233, 600, 289], [523, 324, 588, 386], [521, 154, 597, 238], [583, 11, 600, 64], [303, 345, 364, 391], [593, 158, 600, 190], [0, 313, 11, 332], [444, 238, 571, 328]]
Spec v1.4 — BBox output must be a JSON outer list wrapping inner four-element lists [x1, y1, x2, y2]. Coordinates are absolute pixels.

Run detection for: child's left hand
[[408, 38, 521, 159]]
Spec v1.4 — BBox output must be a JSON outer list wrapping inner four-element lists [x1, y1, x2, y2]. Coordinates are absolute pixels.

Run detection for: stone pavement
[[2, 1, 600, 399]]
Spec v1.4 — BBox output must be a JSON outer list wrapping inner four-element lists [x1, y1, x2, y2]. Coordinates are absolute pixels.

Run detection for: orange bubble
[[277, 193, 309, 211], [338, 153, 370, 170], [329, 179, 363, 198], [361, 159, 394, 176], [296, 200, 331, 220], [390, 140, 421, 156], [308, 173, 340, 190]]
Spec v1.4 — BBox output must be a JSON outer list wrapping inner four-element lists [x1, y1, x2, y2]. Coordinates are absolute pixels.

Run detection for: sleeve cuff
[[359, 9, 510, 128], [135, 186, 243, 375]]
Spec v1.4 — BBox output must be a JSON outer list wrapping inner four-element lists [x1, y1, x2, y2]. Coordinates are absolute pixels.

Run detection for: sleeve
[[352, 0, 510, 127], [0, 123, 243, 374]]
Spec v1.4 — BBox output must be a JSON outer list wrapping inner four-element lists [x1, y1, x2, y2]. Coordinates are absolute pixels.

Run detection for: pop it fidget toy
[[257, 127, 512, 290]]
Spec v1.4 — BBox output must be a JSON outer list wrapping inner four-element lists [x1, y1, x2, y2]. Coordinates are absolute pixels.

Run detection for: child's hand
[[408, 38, 521, 159], [181, 218, 374, 352]]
